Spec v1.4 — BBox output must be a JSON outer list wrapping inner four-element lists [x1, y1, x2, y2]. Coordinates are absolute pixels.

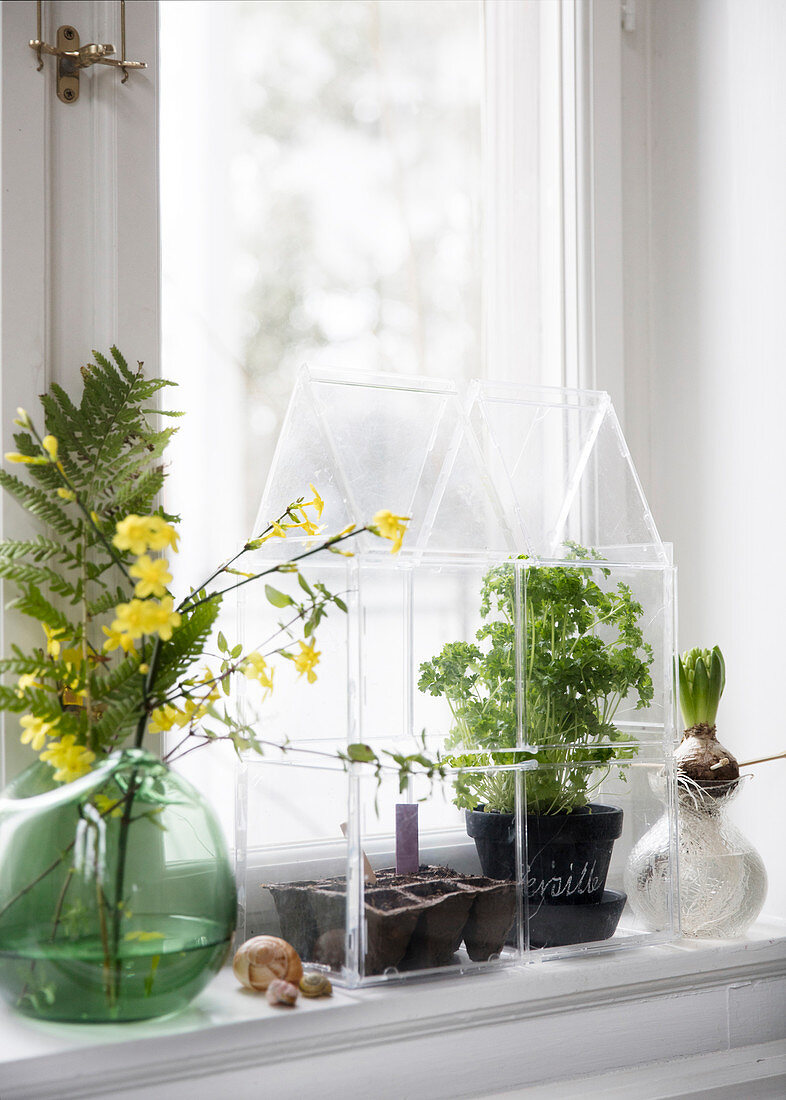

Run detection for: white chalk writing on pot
[[527, 861, 601, 900]]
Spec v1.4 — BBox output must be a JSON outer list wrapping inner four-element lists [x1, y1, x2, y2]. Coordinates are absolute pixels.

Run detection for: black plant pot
[[466, 804, 626, 946]]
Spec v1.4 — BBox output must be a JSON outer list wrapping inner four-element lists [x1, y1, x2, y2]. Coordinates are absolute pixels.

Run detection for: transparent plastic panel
[[257, 370, 666, 561], [411, 559, 520, 753], [557, 408, 665, 563], [238, 554, 353, 746], [519, 559, 675, 751], [410, 556, 675, 760], [466, 383, 608, 560], [241, 759, 527, 986], [238, 752, 677, 986], [519, 751, 678, 954], [241, 755, 350, 978]]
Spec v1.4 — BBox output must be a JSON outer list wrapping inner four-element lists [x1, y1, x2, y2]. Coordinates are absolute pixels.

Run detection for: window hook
[[28, 0, 147, 103]]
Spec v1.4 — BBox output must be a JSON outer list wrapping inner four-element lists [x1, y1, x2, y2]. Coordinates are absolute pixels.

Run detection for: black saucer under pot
[[527, 888, 627, 949]]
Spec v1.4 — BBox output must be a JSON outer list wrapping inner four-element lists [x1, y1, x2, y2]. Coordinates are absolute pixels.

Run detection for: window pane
[[160, 0, 483, 836], [161, 0, 482, 569]]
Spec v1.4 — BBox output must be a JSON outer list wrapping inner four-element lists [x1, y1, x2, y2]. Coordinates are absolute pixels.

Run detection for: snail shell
[[233, 935, 303, 992], [299, 971, 333, 998], [266, 979, 299, 1007]]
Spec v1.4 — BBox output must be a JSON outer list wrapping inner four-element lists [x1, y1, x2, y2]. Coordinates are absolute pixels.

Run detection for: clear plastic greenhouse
[[234, 368, 679, 986]]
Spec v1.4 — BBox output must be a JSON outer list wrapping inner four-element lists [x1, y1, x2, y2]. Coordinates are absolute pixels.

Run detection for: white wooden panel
[[0, 0, 158, 784]]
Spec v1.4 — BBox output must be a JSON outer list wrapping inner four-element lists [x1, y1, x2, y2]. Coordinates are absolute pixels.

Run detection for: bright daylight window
[[160, 0, 563, 837]]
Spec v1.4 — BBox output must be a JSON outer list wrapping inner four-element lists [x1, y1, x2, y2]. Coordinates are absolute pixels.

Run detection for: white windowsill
[[2, 920, 785, 1100]]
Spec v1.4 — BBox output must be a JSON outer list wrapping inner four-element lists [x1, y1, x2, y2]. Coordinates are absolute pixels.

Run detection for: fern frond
[[9, 588, 76, 637], [0, 560, 80, 602], [87, 586, 128, 618], [0, 536, 77, 566], [95, 692, 144, 746], [153, 597, 221, 692], [92, 652, 146, 700], [0, 471, 81, 539], [0, 656, 54, 676], [0, 686, 26, 711]]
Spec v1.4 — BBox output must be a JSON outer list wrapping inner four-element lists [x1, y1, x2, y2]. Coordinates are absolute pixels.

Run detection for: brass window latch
[[29, 0, 147, 103]]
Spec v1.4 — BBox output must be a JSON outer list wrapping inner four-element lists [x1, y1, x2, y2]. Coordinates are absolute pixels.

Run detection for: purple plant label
[[395, 803, 419, 874]]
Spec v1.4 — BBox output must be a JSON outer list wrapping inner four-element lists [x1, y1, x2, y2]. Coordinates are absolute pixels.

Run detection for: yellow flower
[[5, 452, 47, 465], [145, 516, 180, 553], [149, 697, 206, 733], [42, 623, 67, 658], [20, 714, 58, 753], [113, 515, 179, 556], [130, 555, 172, 599], [111, 596, 181, 643], [39, 734, 95, 783], [305, 484, 324, 518], [42, 435, 58, 461], [300, 518, 324, 537], [102, 623, 138, 655], [14, 408, 31, 429], [113, 515, 152, 556], [197, 667, 221, 703], [146, 596, 181, 641], [148, 704, 182, 733], [372, 510, 410, 554], [243, 652, 274, 694], [57, 488, 76, 501], [293, 639, 320, 684], [259, 520, 287, 543], [16, 671, 43, 697], [94, 793, 124, 818], [112, 599, 149, 640]]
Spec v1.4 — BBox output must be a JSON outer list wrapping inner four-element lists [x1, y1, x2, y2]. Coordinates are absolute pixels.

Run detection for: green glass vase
[[0, 749, 236, 1022]]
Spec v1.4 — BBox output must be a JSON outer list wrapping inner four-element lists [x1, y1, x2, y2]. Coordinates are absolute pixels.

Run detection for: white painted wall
[[622, 0, 786, 917]]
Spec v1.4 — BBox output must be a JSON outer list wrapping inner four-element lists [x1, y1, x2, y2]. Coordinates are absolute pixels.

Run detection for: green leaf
[[692, 658, 710, 724], [346, 743, 377, 763], [265, 585, 293, 608], [217, 631, 228, 653], [678, 656, 694, 727]]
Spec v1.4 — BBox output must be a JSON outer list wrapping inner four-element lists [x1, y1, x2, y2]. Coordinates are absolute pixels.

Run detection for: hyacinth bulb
[[676, 646, 739, 787]]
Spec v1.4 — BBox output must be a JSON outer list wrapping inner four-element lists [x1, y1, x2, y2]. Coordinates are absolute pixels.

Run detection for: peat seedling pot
[[399, 881, 474, 970], [267, 882, 320, 961], [266, 866, 517, 977], [460, 877, 517, 962]]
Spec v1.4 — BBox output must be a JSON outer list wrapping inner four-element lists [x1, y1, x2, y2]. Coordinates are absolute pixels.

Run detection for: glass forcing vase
[[625, 776, 767, 938], [0, 749, 236, 1022]]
